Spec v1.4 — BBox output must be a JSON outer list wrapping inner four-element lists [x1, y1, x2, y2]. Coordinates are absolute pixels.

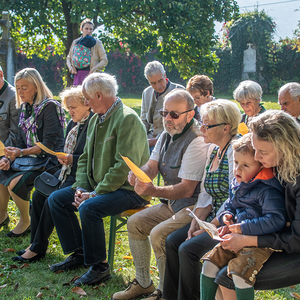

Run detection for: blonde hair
[[80, 18, 94, 30], [233, 80, 262, 103], [232, 133, 255, 155], [249, 110, 300, 184], [200, 99, 241, 135], [14, 68, 53, 108], [59, 86, 86, 111]]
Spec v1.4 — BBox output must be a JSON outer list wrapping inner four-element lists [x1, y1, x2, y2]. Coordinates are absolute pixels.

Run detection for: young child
[[200, 133, 286, 300]]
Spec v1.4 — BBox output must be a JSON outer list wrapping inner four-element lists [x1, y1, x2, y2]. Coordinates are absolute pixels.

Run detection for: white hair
[[279, 82, 300, 101], [233, 80, 262, 103], [83, 72, 118, 98], [144, 61, 165, 79]]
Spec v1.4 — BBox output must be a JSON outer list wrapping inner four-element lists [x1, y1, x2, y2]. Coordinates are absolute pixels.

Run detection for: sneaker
[[50, 253, 84, 272], [112, 278, 155, 300], [144, 289, 162, 300]]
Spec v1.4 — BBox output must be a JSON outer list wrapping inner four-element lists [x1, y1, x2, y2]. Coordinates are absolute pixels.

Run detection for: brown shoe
[[144, 289, 162, 300], [112, 279, 154, 300]]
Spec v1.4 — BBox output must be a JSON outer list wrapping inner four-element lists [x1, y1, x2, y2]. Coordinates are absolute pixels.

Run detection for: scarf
[[19, 98, 66, 148], [58, 114, 90, 185]]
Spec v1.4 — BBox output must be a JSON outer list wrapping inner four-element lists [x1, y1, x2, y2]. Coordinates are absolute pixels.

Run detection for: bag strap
[[45, 163, 61, 173], [73, 116, 89, 153]]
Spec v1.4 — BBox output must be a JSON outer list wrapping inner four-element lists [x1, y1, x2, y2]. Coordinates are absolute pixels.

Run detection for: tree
[[1, 0, 238, 80]]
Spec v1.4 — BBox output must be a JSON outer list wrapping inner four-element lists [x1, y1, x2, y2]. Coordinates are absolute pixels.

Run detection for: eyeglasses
[[159, 109, 193, 119], [199, 122, 227, 131]]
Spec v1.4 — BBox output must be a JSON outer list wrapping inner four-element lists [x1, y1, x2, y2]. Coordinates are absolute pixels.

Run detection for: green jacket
[[72, 100, 150, 194]]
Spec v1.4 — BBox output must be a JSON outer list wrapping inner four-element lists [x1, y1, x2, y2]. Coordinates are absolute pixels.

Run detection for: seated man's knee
[[127, 213, 143, 236]]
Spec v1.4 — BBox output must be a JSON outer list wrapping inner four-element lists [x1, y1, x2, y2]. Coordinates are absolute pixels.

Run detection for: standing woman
[[66, 18, 108, 86], [162, 100, 241, 300], [215, 110, 300, 300], [0, 68, 65, 237], [12, 86, 93, 262], [233, 80, 266, 126]]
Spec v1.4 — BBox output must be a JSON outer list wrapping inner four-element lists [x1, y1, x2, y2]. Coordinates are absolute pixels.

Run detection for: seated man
[[278, 82, 300, 123], [48, 73, 150, 287], [0, 65, 19, 146], [112, 89, 211, 300], [141, 61, 184, 149]]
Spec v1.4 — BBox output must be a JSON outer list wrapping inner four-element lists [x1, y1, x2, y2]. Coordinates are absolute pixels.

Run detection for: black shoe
[[0, 216, 10, 229], [50, 253, 84, 272], [12, 253, 45, 263], [16, 250, 26, 256], [74, 264, 111, 286], [6, 225, 31, 238]]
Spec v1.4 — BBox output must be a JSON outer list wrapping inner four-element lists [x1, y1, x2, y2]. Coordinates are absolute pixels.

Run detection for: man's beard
[[163, 115, 188, 136]]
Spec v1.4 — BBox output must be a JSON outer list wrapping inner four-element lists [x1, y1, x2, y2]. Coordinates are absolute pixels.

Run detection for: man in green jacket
[[48, 73, 149, 286]]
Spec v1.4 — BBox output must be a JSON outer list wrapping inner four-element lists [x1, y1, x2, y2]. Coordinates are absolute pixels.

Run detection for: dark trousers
[[48, 186, 147, 266], [29, 178, 74, 255], [216, 250, 300, 290], [162, 224, 218, 300]]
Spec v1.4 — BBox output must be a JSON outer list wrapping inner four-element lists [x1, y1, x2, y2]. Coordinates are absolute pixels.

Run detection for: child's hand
[[218, 225, 231, 237], [223, 214, 234, 226], [228, 223, 242, 234]]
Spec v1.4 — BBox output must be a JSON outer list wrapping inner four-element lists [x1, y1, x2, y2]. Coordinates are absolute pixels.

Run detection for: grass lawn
[[0, 95, 296, 300]]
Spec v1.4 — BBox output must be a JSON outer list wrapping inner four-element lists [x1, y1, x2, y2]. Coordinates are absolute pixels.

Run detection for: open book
[[187, 208, 226, 241]]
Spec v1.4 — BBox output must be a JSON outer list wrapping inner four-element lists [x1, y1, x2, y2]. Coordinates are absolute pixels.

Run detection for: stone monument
[[0, 11, 16, 84], [242, 43, 256, 79]]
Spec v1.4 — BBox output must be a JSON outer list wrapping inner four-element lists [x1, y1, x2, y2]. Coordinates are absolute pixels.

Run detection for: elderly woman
[[186, 75, 214, 121], [162, 100, 241, 300], [12, 86, 92, 262], [66, 18, 108, 86], [233, 80, 266, 126], [0, 68, 65, 237], [215, 110, 300, 300]]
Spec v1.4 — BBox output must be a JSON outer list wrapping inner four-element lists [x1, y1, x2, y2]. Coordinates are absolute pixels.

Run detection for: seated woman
[[12, 86, 92, 262], [186, 75, 214, 121], [233, 80, 266, 126], [66, 18, 108, 86], [162, 100, 241, 300], [0, 68, 65, 237], [215, 110, 300, 300]]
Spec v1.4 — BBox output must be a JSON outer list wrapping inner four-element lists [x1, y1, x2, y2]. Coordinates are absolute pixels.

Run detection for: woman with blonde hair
[[66, 18, 108, 85], [216, 110, 300, 299], [0, 68, 65, 237], [163, 99, 242, 300], [12, 85, 93, 262]]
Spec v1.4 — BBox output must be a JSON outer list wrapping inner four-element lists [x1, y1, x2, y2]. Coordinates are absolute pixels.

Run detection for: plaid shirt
[[204, 146, 231, 218]]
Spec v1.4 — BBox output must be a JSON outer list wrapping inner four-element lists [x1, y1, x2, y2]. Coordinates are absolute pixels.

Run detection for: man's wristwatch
[[19, 149, 23, 157]]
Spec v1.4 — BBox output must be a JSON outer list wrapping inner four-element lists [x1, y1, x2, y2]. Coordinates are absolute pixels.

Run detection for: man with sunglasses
[[112, 89, 211, 300], [140, 61, 184, 151]]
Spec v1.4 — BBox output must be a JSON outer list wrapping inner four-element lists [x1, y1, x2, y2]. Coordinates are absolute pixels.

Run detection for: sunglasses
[[199, 122, 227, 131], [159, 109, 193, 119]]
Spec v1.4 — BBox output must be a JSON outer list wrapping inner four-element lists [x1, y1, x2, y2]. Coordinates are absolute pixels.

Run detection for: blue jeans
[[48, 186, 147, 266]]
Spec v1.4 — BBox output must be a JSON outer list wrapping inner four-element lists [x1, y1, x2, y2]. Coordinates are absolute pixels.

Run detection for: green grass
[[0, 95, 296, 299]]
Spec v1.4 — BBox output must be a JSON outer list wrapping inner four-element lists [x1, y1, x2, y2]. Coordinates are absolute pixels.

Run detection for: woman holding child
[[12, 86, 92, 262], [214, 110, 300, 299], [0, 68, 65, 237], [162, 99, 241, 300]]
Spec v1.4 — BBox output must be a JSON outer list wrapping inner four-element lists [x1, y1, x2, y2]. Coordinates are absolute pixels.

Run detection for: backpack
[[72, 44, 91, 69]]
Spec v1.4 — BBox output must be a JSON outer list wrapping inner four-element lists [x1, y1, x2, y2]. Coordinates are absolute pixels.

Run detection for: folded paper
[[36, 142, 67, 157]]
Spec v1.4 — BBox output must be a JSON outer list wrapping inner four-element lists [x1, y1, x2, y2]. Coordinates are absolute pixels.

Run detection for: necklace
[[218, 135, 234, 164]]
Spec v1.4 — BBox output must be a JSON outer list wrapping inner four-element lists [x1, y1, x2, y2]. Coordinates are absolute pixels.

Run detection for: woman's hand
[[0, 157, 10, 171], [71, 67, 77, 75], [4, 147, 21, 161], [58, 154, 73, 166]]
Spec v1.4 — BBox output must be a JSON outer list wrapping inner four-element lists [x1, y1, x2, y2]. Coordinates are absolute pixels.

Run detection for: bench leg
[[108, 215, 117, 268]]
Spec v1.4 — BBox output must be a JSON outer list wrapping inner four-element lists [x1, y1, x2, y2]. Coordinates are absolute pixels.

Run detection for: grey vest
[[158, 127, 200, 213]]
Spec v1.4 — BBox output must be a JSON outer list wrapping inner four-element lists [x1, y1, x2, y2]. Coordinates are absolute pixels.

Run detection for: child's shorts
[[202, 244, 273, 285]]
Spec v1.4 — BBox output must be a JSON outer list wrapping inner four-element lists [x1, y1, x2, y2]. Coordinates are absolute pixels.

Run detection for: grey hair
[[144, 61, 165, 79], [83, 72, 118, 98], [278, 82, 300, 101], [0, 65, 2, 72], [233, 80, 262, 103], [164, 89, 194, 110]]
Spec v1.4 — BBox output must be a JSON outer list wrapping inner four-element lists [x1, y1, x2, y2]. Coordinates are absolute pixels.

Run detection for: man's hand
[[128, 171, 137, 186], [221, 233, 246, 252], [73, 189, 89, 208], [186, 218, 200, 240], [218, 225, 231, 237], [134, 179, 156, 196], [0, 157, 10, 171], [228, 223, 242, 234]]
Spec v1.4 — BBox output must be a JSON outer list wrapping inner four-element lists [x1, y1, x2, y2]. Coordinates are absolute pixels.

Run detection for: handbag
[[11, 156, 51, 172], [34, 165, 61, 197]]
